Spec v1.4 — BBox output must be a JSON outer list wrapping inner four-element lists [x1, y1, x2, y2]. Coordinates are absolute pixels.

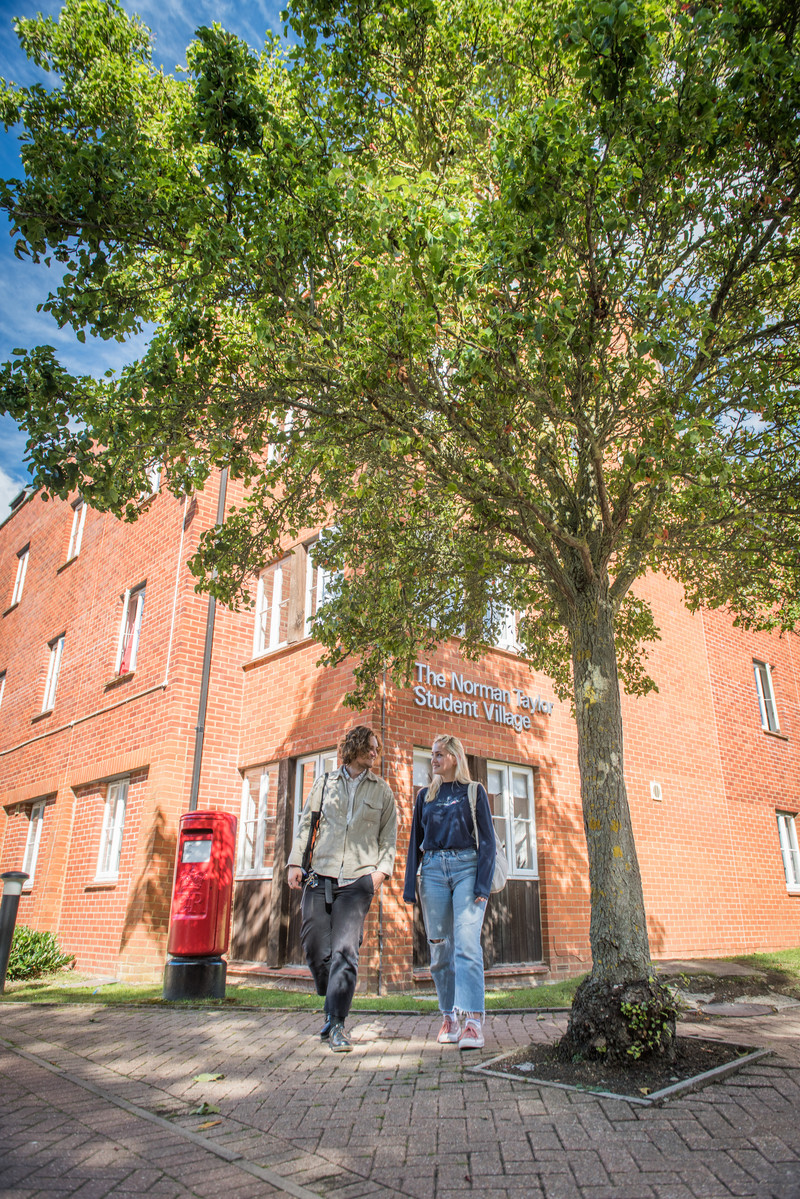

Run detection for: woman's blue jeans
[[419, 849, 487, 1017]]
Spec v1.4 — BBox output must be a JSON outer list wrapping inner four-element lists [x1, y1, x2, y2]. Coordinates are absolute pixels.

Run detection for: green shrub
[[6, 925, 75, 981]]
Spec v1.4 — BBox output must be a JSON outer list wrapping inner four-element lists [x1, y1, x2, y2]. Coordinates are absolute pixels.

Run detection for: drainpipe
[[377, 664, 387, 996], [188, 468, 228, 812]]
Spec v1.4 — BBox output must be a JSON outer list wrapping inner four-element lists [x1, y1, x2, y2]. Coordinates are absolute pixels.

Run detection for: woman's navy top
[[402, 780, 496, 902]]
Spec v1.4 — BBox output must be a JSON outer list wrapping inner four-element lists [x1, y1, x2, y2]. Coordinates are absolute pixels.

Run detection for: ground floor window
[[238, 763, 279, 877], [413, 748, 432, 798], [22, 800, 46, 888], [486, 761, 538, 877], [777, 812, 800, 892], [96, 778, 128, 881], [293, 748, 338, 838]]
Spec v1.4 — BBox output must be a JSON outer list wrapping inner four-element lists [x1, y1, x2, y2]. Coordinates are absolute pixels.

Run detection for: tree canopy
[[3, 0, 800, 1058]]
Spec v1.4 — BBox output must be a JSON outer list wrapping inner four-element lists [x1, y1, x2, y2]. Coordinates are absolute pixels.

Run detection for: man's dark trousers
[[300, 875, 375, 1021]]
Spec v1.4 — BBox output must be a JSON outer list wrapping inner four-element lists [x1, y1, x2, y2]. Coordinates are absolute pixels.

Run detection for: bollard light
[[0, 871, 30, 993]]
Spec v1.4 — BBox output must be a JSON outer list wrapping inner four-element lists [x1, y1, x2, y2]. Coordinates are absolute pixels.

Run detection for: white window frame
[[293, 748, 338, 839], [754, 660, 780, 733], [487, 601, 518, 652], [486, 760, 538, 879], [95, 778, 129, 881], [237, 764, 279, 878], [42, 634, 65, 712], [67, 499, 87, 561], [304, 537, 332, 638], [0, 670, 5, 712], [413, 748, 432, 797], [22, 800, 46, 889], [11, 545, 29, 606], [143, 461, 162, 497], [777, 812, 800, 893], [253, 560, 288, 656], [115, 584, 146, 676]]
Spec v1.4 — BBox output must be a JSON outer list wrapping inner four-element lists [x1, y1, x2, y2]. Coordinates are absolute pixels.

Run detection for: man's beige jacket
[[288, 766, 397, 880]]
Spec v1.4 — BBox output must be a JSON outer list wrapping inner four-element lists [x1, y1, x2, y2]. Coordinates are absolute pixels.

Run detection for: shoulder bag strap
[[467, 780, 480, 850], [302, 771, 330, 873]]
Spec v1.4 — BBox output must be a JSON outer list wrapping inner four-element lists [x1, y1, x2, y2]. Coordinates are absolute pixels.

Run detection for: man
[[287, 725, 397, 1052]]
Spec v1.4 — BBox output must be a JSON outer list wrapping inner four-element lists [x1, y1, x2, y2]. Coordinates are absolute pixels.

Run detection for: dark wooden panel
[[267, 757, 296, 966], [231, 879, 272, 961], [413, 879, 542, 970]]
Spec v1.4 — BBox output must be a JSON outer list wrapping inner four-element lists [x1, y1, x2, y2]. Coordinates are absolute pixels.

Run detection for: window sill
[[3, 602, 20, 616], [762, 729, 789, 741], [243, 638, 311, 671], [57, 556, 78, 574], [85, 879, 118, 890], [105, 671, 136, 691], [236, 870, 275, 882], [31, 709, 53, 724]]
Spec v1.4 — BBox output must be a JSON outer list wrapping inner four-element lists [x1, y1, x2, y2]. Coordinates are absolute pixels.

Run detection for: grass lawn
[[1, 973, 582, 1010], [728, 947, 800, 987]]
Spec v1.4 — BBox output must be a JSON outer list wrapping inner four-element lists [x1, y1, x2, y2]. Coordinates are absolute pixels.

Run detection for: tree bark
[[559, 589, 676, 1063]]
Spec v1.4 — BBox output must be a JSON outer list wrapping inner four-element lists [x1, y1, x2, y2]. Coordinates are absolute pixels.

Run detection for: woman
[[403, 734, 496, 1049]]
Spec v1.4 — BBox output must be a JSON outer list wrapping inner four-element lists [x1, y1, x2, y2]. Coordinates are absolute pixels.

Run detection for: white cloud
[[0, 463, 27, 524]]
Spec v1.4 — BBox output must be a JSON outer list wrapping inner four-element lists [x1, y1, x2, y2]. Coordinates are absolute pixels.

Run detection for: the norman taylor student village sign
[[412, 661, 554, 734]]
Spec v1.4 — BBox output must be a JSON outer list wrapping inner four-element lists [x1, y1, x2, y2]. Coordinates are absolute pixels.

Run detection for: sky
[[0, 0, 286, 519]]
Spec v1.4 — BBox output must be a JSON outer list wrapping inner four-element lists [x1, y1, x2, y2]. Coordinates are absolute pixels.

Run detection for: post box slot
[[181, 838, 213, 864]]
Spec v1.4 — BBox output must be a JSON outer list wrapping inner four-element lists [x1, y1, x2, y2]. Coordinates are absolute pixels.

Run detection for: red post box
[[163, 811, 237, 1000]]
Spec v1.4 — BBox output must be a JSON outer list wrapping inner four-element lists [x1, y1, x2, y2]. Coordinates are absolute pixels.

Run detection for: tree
[[3, 0, 800, 1061]]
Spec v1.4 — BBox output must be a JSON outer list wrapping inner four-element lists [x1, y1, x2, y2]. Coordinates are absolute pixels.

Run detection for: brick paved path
[[1, 1003, 799, 1199]]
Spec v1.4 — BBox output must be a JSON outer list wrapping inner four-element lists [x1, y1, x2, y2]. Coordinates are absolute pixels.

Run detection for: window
[[21, 800, 46, 888], [66, 499, 87, 560], [115, 584, 145, 676], [10, 544, 29, 606], [486, 761, 538, 878], [253, 559, 289, 656], [754, 660, 780, 732], [96, 778, 128, 880], [293, 748, 338, 838], [42, 634, 65, 712], [266, 410, 294, 463], [141, 461, 161, 498], [413, 748, 432, 798], [0, 670, 5, 712], [238, 763, 279, 877], [777, 813, 800, 892], [486, 601, 518, 652], [304, 537, 333, 637]]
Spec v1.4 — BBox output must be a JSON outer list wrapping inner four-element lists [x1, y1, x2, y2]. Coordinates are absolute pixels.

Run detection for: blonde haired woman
[[403, 734, 495, 1049]]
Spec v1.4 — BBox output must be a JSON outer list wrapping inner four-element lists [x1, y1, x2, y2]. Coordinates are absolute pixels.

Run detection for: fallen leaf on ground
[[192, 1072, 224, 1082]]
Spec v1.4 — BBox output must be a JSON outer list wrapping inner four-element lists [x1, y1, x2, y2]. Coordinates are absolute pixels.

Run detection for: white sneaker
[[458, 1019, 484, 1050], [437, 1015, 461, 1043]]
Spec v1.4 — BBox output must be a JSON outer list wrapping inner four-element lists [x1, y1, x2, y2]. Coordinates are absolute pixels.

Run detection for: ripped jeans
[[419, 849, 487, 1018]]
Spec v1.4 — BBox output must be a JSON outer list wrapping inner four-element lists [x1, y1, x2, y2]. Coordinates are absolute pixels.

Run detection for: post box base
[[163, 956, 226, 1001]]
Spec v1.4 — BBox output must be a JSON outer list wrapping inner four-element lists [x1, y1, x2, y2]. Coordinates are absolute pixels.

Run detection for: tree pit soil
[[491, 1036, 760, 1100]]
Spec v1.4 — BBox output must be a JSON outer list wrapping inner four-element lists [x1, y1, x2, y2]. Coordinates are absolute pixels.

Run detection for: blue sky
[[0, 0, 285, 518]]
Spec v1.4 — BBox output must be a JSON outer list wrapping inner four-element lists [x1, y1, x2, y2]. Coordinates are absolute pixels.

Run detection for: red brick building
[[1, 476, 798, 985]]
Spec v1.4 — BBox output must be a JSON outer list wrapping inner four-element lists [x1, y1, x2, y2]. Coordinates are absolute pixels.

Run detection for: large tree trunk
[[559, 590, 676, 1064]]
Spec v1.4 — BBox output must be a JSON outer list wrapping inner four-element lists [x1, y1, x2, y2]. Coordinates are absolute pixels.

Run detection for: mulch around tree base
[[478, 1036, 763, 1101]]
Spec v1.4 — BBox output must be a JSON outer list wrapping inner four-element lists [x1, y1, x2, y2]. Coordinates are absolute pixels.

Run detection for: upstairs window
[[253, 559, 290, 656], [143, 462, 162, 498], [67, 499, 87, 561], [486, 601, 518, 653], [22, 800, 46, 888], [0, 670, 5, 712], [754, 660, 780, 733], [115, 584, 146, 676], [238, 763, 279, 877], [777, 813, 800, 893], [304, 535, 334, 637], [96, 778, 128, 881], [42, 634, 65, 712], [486, 761, 538, 878], [10, 544, 29, 606]]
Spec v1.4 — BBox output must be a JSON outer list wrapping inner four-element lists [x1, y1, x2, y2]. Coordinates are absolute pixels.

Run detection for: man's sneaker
[[458, 1019, 484, 1050], [328, 1022, 353, 1052], [319, 1015, 333, 1041], [437, 1015, 461, 1044]]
